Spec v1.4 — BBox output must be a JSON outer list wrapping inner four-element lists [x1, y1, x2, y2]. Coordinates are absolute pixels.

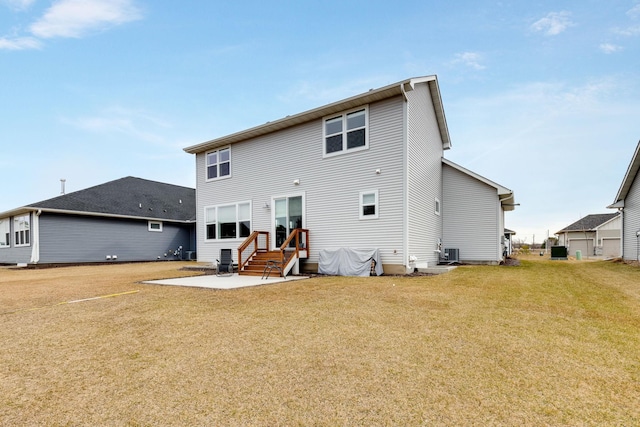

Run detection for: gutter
[[24, 207, 196, 224]]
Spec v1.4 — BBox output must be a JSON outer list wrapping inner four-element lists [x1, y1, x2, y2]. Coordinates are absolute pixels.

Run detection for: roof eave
[[25, 207, 196, 223], [613, 140, 640, 204], [443, 158, 515, 209]]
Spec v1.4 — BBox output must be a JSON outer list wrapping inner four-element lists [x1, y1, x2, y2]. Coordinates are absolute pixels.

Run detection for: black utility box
[[550, 245, 568, 260]]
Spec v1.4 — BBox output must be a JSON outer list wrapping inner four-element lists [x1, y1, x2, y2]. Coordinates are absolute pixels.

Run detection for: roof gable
[[25, 177, 195, 222], [556, 212, 620, 233], [442, 158, 517, 210], [183, 75, 451, 154], [612, 140, 640, 205]]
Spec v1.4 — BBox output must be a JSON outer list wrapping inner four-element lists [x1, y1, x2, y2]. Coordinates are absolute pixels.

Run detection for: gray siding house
[[0, 177, 196, 265], [442, 159, 515, 263], [555, 213, 621, 258], [184, 75, 516, 274], [609, 140, 640, 262]]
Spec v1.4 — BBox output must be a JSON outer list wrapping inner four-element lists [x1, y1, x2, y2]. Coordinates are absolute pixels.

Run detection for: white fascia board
[[607, 200, 624, 209], [0, 207, 35, 218]]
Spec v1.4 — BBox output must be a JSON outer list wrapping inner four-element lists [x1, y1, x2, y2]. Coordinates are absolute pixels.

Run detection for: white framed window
[[206, 146, 231, 181], [0, 218, 9, 248], [14, 214, 30, 246], [435, 198, 441, 216], [323, 106, 368, 157], [205, 201, 251, 240], [359, 190, 379, 220], [148, 221, 163, 232]]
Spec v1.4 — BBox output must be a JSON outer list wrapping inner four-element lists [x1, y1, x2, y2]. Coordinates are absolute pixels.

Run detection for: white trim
[[148, 221, 163, 232], [204, 200, 252, 241], [271, 192, 306, 250], [359, 189, 379, 220], [13, 214, 30, 247], [0, 217, 9, 248], [322, 105, 369, 158]]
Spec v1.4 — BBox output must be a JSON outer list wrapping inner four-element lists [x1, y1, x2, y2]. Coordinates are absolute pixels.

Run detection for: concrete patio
[[143, 273, 309, 290]]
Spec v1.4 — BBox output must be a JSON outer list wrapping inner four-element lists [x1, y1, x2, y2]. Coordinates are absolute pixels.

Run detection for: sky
[[1, 0, 639, 244]]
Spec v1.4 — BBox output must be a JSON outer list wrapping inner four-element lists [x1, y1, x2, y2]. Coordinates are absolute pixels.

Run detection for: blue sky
[[1, 0, 639, 244]]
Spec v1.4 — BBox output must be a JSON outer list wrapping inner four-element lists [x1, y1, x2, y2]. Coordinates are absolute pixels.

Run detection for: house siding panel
[[194, 96, 407, 269], [442, 163, 500, 262], [37, 213, 191, 263], [406, 83, 444, 267], [623, 173, 640, 261]]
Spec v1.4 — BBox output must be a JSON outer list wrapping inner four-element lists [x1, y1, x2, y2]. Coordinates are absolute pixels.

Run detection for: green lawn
[[1, 259, 639, 426]]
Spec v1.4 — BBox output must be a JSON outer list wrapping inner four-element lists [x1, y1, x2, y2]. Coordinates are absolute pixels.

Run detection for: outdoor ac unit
[[183, 251, 197, 261], [443, 248, 460, 263]]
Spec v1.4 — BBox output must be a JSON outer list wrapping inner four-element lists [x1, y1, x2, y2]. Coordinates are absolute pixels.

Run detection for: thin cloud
[[0, 36, 41, 50], [1, 0, 35, 11], [599, 43, 623, 54], [613, 25, 640, 36], [452, 52, 486, 70], [62, 106, 172, 146], [531, 11, 574, 36], [30, 0, 142, 39], [627, 3, 640, 19]]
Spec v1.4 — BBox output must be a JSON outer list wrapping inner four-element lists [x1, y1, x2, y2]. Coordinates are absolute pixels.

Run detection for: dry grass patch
[[1, 260, 639, 425]]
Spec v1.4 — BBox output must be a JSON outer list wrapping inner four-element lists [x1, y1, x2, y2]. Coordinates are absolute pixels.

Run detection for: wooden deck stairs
[[237, 229, 309, 278]]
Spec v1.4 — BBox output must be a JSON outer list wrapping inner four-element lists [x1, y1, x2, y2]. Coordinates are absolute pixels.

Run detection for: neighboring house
[[555, 213, 621, 258], [504, 228, 516, 256], [0, 177, 196, 265], [183, 75, 516, 275], [442, 159, 515, 264], [608, 140, 640, 262]]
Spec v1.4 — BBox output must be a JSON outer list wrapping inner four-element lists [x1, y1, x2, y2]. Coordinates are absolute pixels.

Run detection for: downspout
[[29, 209, 41, 264], [400, 81, 410, 272], [619, 208, 624, 260], [400, 82, 409, 102]]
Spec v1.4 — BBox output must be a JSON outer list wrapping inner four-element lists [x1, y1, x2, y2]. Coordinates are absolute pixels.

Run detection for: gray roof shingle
[[27, 176, 195, 222], [556, 213, 620, 233]]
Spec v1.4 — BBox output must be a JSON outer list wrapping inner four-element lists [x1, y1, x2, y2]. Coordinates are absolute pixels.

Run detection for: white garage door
[[602, 238, 621, 258], [569, 239, 593, 257]]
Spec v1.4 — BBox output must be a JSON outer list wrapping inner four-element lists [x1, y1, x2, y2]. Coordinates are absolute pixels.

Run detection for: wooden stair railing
[[279, 228, 309, 277], [237, 229, 309, 277], [237, 231, 269, 274]]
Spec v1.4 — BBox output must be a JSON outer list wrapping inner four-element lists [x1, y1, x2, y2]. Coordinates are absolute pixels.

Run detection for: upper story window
[[205, 201, 251, 240], [206, 147, 231, 181], [14, 214, 30, 247], [323, 106, 368, 157], [0, 218, 9, 248]]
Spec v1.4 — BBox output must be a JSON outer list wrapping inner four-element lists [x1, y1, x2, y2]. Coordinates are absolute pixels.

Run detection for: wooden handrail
[[237, 231, 269, 272], [279, 228, 309, 269]]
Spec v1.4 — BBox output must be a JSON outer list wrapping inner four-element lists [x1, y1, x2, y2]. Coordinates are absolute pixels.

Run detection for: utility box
[[441, 248, 460, 264], [550, 246, 568, 260]]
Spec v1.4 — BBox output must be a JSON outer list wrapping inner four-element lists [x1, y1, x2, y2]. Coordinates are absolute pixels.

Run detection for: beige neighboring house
[[555, 213, 621, 258]]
